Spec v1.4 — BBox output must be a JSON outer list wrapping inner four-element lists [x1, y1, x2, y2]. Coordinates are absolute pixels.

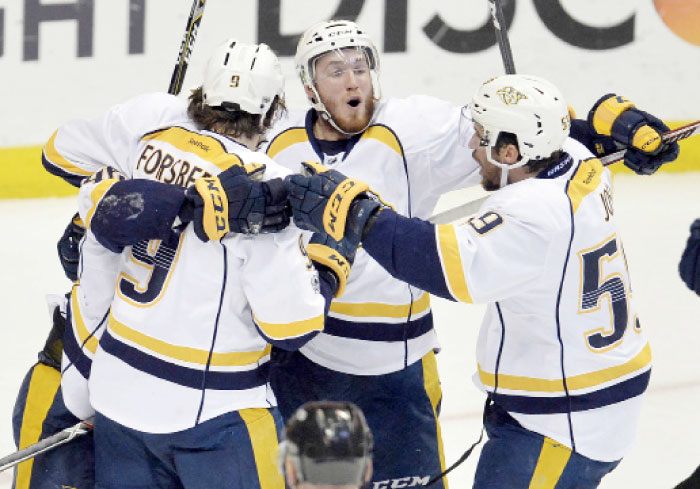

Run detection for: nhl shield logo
[[497, 87, 528, 105]]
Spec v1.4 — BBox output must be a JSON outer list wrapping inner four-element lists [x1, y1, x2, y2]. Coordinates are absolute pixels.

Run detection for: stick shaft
[[487, 0, 516, 74], [0, 420, 93, 473], [168, 0, 207, 95]]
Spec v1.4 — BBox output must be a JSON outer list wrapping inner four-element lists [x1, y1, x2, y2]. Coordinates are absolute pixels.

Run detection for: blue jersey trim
[[100, 331, 269, 391], [323, 312, 433, 342], [489, 369, 650, 414], [41, 155, 83, 187], [62, 326, 93, 379]]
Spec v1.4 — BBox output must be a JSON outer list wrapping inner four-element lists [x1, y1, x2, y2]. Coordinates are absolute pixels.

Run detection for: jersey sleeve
[[362, 192, 554, 304], [238, 228, 326, 351], [78, 166, 186, 252], [62, 232, 121, 420], [392, 96, 482, 205], [42, 93, 188, 185]]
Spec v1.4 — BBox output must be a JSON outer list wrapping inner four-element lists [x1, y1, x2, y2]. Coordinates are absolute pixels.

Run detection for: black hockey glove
[[38, 303, 67, 370], [286, 161, 383, 242], [679, 219, 700, 296], [180, 163, 291, 242], [57, 213, 86, 282], [588, 94, 679, 175]]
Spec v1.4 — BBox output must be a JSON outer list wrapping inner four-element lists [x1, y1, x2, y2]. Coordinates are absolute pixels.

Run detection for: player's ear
[[303, 84, 317, 104], [499, 144, 520, 165]]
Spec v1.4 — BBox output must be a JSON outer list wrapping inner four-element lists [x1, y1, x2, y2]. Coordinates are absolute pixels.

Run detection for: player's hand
[[679, 218, 700, 296], [57, 212, 86, 282], [588, 94, 680, 175], [286, 161, 381, 241], [183, 164, 291, 242]]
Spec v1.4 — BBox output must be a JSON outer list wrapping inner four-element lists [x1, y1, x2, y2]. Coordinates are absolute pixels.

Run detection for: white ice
[[0, 173, 699, 488]]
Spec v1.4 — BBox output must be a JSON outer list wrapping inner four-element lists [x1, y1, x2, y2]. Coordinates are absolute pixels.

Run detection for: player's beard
[[478, 158, 503, 191], [481, 171, 501, 191], [330, 97, 375, 134]]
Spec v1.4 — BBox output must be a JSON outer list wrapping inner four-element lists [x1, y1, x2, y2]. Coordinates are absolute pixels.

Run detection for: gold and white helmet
[[470, 74, 570, 168], [203, 39, 284, 116]]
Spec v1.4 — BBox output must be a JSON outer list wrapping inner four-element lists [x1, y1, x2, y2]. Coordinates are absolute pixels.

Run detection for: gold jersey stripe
[[361, 125, 403, 156], [71, 286, 100, 354], [437, 224, 473, 303], [239, 409, 285, 489], [253, 313, 324, 339], [43, 130, 94, 177], [109, 313, 272, 366], [528, 437, 572, 489], [567, 158, 603, 214], [422, 351, 449, 488], [478, 342, 652, 392], [329, 292, 431, 318], [266, 128, 309, 159], [15, 364, 62, 489], [142, 127, 243, 171]]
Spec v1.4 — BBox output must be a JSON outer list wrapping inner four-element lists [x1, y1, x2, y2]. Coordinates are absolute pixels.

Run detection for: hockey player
[[279, 401, 373, 489], [285, 74, 663, 488], [42, 39, 349, 489], [679, 218, 700, 296], [264, 19, 678, 489], [9, 215, 99, 489]]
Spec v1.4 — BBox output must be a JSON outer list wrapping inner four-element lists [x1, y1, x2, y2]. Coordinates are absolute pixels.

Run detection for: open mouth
[[347, 98, 361, 108]]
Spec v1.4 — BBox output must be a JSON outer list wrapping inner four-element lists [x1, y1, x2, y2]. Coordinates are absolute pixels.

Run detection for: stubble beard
[[331, 97, 375, 134]]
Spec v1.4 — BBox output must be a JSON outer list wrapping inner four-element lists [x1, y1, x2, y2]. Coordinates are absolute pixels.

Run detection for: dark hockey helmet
[[282, 401, 373, 486]]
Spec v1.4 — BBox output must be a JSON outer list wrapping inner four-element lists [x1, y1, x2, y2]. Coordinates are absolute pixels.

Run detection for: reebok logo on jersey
[[189, 138, 210, 152]]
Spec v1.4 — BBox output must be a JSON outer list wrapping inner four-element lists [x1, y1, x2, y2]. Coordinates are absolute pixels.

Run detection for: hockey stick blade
[[168, 0, 207, 96], [0, 419, 93, 472], [429, 120, 700, 224]]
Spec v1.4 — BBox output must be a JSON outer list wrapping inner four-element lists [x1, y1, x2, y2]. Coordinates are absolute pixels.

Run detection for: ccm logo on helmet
[[328, 30, 355, 37]]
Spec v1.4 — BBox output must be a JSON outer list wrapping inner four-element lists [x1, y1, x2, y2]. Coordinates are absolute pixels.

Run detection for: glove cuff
[[306, 243, 351, 298], [588, 93, 635, 137]]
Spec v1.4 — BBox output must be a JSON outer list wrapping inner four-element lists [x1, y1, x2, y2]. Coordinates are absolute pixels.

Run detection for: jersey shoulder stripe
[[266, 127, 308, 158], [566, 158, 604, 214]]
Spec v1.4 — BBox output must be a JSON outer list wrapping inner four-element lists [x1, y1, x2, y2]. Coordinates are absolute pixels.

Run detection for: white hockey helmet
[[202, 39, 284, 116], [469, 74, 570, 185], [295, 20, 381, 131]]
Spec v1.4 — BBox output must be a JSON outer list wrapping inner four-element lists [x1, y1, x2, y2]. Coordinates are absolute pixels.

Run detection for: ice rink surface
[[0, 172, 699, 488]]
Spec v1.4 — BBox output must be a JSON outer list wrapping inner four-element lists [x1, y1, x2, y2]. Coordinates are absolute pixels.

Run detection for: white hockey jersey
[[61, 229, 121, 420], [266, 96, 481, 374], [46, 93, 326, 433], [434, 139, 650, 461]]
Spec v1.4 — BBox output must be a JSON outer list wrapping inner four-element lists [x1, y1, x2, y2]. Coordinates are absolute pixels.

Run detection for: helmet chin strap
[[485, 144, 530, 189]]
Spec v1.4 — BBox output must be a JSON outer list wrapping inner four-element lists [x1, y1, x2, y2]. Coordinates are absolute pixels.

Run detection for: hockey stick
[[429, 120, 700, 224], [487, 0, 516, 74], [0, 419, 93, 473], [0, 2, 209, 474], [168, 0, 207, 95]]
